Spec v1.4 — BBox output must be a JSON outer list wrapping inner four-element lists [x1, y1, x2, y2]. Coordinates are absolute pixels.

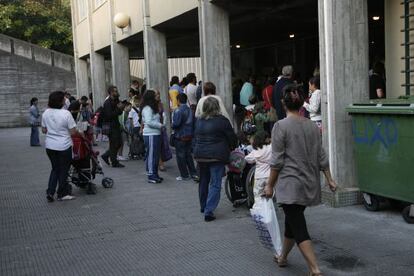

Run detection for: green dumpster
[[346, 101, 414, 223]]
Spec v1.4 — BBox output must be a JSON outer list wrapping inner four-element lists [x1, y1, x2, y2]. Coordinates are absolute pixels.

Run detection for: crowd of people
[[30, 65, 338, 275]]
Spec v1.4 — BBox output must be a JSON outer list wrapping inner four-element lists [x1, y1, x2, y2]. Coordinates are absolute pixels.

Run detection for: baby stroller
[[225, 148, 256, 208], [69, 132, 114, 194]]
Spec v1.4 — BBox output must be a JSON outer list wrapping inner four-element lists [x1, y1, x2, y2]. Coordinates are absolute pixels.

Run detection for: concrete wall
[[150, 0, 198, 27], [0, 51, 76, 127], [77, 20, 90, 58], [114, 0, 143, 41], [92, 2, 111, 51]]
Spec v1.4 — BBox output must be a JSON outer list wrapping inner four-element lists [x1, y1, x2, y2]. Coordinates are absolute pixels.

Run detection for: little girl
[[246, 131, 282, 260], [245, 131, 272, 202]]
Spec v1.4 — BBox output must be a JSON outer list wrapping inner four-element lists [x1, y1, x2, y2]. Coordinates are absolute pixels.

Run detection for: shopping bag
[[250, 197, 282, 255]]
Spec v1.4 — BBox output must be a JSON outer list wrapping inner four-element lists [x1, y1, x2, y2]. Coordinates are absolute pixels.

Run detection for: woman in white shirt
[[303, 77, 322, 131], [41, 91, 77, 202]]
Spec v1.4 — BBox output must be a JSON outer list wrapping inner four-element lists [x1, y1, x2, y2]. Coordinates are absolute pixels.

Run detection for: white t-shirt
[[63, 98, 70, 110], [185, 83, 198, 106], [128, 107, 140, 128], [41, 108, 76, 151]]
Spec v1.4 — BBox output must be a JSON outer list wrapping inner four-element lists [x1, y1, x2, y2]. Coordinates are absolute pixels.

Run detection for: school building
[[70, 0, 409, 206]]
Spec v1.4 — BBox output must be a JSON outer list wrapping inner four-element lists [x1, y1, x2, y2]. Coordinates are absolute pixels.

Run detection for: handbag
[[169, 131, 175, 147]]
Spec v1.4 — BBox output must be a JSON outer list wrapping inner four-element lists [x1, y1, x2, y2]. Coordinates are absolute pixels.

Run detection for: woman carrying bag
[[264, 84, 337, 276]]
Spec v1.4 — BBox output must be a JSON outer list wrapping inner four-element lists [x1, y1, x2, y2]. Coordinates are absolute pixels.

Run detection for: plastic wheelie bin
[[346, 100, 414, 223]]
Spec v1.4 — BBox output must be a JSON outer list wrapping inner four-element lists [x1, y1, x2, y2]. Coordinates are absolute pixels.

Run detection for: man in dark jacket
[[101, 85, 125, 168], [272, 65, 294, 120], [172, 93, 197, 181]]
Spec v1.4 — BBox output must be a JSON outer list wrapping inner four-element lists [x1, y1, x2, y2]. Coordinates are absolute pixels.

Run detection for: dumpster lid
[[346, 100, 414, 115]]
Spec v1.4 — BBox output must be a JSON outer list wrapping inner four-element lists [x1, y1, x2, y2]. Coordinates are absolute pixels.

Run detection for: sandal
[[273, 255, 288, 267], [309, 272, 323, 276]]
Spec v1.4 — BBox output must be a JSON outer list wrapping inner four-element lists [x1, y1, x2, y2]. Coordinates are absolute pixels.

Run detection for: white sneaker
[[117, 156, 129, 161], [176, 176, 191, 181], [57, 195, 76, 201]]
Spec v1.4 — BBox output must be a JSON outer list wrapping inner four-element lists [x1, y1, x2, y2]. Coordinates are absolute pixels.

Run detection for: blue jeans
[[46, 147, 72, 197], [30, 126, 40, 146], [175, 139, 196, 178], [198, 162, 225, 217], [144, 135, 161, 180]]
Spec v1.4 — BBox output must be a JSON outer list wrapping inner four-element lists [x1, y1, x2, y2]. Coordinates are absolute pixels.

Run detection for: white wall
[[91, 1, 111, 51], [149, 0, 198, 27], [114, 0, 143, 42]]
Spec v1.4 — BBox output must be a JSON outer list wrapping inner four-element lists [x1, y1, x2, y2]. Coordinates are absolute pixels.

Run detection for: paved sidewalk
[[0, 128, 413, 276]]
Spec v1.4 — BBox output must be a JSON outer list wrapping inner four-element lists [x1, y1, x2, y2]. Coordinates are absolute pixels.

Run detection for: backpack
[[228, 148, 247, 174]]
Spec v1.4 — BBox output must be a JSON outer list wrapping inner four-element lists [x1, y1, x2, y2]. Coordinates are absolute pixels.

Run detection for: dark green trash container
[[346, 100, 414, 223]]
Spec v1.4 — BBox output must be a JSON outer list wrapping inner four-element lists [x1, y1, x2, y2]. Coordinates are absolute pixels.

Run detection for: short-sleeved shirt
[[41, 108, 76, 151], [271, 116, 329, 206], [169, 86, 180, 110], [128, 107, 140, 128], [185, 83, 198, 106], [369, 73, 386, 99]]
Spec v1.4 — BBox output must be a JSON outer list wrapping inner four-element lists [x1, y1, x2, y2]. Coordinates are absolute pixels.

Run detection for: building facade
[[70, 0, 405, 206]]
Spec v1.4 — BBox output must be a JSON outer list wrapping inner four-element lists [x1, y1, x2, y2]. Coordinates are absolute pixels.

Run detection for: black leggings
[[282, 204, 310, 245]]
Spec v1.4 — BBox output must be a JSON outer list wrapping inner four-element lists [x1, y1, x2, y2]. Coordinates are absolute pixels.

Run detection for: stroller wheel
[[102, 177, 114, 188], [87, 183, 97, 195]]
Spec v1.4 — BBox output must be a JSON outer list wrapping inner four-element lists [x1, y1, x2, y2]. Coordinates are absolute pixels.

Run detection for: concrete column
[[74, 59, 89, 97], [142, 0, 170, 130], [69, 0, 89, 97], [198, 0, 232, 121], [109, 0, 131, 99], [318, 0, 369, 204], [87, 0, 107, 109], [90, 52, 106, 109]]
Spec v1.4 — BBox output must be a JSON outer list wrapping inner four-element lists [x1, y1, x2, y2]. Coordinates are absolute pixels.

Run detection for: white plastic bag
[[250, 197, 282, 255]]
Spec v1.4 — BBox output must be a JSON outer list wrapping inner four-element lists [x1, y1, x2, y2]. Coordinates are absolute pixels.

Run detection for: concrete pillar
[[109, 0, 131, 99], [142, 0, 170, 130], [318, 0, 369, 205], [87, 0, 107, 109], [198, 0, 232, 121], [69, 0, 89, 97], [90, 52, 107, 109], [74, 59, 89, 97]]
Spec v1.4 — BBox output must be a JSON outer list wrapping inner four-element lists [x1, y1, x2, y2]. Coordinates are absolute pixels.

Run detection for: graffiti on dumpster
[[352, 118, 398, 149]]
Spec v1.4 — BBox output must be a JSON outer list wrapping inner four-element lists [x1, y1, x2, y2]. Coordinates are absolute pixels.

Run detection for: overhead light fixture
[[372, 16, 380, 21], [289, 34, 295, 38], [236, 44, 241, 49], [114, 13, 130, 33]]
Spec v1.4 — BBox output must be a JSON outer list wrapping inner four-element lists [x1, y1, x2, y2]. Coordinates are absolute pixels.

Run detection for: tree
[[0, 0, 73, 55]]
